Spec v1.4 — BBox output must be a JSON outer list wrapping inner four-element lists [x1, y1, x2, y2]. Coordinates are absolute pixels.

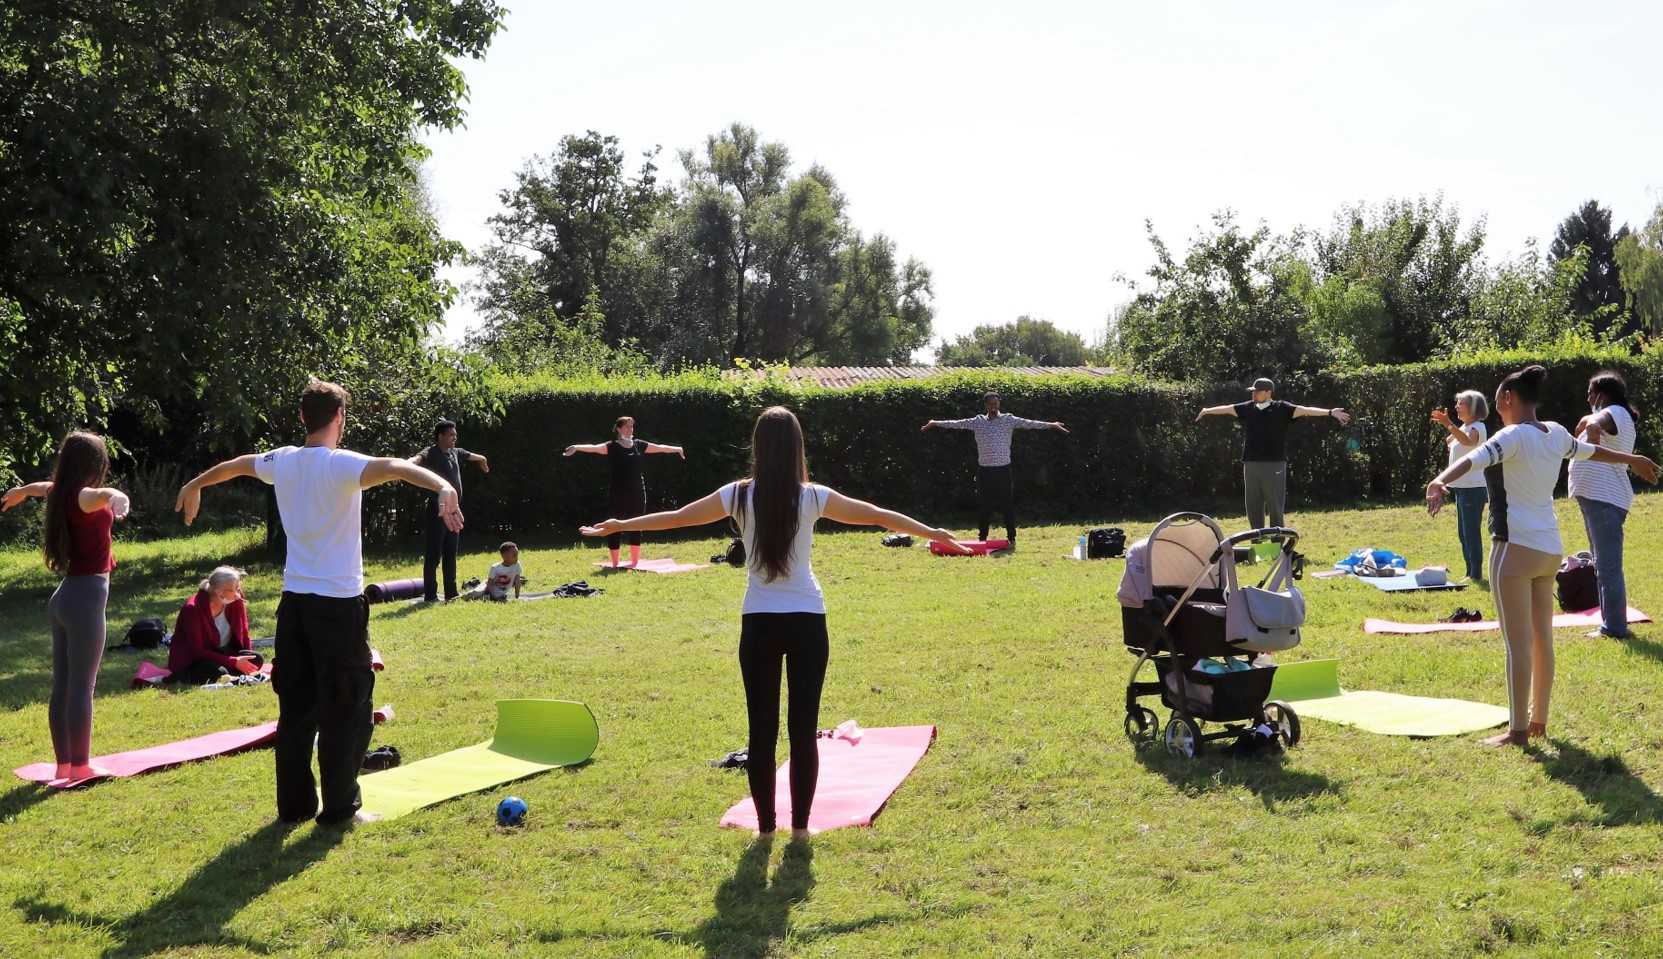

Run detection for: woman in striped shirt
[[1426, 365, 1658, 747], [1569, 371, 1640, 639]]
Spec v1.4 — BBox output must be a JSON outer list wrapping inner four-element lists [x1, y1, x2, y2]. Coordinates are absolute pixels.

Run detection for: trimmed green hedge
[[453, 351, 1661, 538]]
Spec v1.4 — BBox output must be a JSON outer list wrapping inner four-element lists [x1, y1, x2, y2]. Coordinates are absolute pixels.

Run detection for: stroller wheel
[[1124, 706, 1159, 745], [1263, 701, 1301, 748], [1164, 714, 1202, 759]]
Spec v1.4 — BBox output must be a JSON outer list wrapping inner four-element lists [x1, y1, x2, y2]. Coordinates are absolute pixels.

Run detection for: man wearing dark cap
[[923, 391, 1068, 549], [1195, 377, 1350, 529]]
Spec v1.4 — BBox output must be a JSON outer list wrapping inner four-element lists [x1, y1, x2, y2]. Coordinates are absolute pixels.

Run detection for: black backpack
[[1555, 553, 1599, 612], [116, 618, 166, 651], [1087, 527, 1126, 559]]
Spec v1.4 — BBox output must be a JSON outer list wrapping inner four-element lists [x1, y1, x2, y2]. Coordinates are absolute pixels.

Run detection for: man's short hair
[[434, 418, 457, 439], [499, 541, 518, 553], [983, 391, 1001, 403], [300, 380, 351, 433]]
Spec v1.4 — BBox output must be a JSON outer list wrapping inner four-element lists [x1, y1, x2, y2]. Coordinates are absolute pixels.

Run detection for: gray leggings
[[49, 575, 109, 766]]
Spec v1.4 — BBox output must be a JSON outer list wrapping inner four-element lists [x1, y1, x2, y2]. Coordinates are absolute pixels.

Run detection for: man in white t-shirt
[[177, 380, 463, 826]]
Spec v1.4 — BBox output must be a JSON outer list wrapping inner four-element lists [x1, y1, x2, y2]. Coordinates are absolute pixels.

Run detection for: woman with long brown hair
[[3, 432, 131, 783], [581, 406, 965, 839]]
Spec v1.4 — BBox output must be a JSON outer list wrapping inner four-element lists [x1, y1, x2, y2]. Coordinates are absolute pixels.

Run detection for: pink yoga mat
[[930, 539, 1007, 556], [1364, 606, 1651, 635], [593, 557, 708, 574], [14, 721, 279, 789], [720, 725, 937, 834]]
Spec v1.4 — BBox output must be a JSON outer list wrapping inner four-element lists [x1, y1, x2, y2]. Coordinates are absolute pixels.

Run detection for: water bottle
[[1078, 534, 1088, 559]]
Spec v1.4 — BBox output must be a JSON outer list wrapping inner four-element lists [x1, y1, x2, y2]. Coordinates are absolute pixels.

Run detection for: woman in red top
[[168, 567, 261, 685], [3, 432, 130, 784]]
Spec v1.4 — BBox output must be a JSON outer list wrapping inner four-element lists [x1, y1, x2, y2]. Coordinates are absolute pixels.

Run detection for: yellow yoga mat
[[359, 699, 598, 820], [1268, 659, 1507, 737]]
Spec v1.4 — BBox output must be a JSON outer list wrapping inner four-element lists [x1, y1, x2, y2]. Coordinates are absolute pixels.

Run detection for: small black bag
[[720, 538, 745, 567], [1556, 552, 1599, 612], [1087, 527, 1126, 559], [882, 533, 913, 548], [117, 618, 166, 650]]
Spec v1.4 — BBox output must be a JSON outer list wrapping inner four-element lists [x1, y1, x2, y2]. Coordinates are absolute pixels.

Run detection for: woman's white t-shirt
[[212, 610, 232, 649], [717, 482, 830, 615], [1445, 421, 1489, 489], [1567, 404, 1635, 511], [1458, 421, 1597, 556]]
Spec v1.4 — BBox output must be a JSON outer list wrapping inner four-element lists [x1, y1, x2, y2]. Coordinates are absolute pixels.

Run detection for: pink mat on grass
[[14, 721, 279, 789], [1364, 606, 1651, 635], [719, 725, 936, 834], [930, 539, 1008, 556], [593, 557, 708, 574]]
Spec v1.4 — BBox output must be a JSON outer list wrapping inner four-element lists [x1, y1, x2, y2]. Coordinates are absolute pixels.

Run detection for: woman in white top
[[1569, 371, 1640, 638], [1431, 390, 1491, 580], [1427, 365, 1658, 747], [581, 406, 965, 840]]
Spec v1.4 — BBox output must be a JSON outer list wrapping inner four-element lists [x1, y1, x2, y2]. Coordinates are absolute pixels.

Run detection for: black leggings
[[607, 488, 645, 550], [738, 612, 829, 832], [977, 464, 1015, 542]]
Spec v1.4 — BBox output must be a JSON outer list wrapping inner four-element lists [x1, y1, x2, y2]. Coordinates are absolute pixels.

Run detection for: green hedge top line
[[453, 348, 1659, 536]]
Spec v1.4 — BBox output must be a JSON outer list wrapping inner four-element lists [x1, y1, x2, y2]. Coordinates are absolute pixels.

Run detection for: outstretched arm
[[1008, 415, 1068, 433], [922, 417, 975, 432], [644, 443, 686, 459], [1590, 447, 1660, 483], [820, 490, 968, 552], [1194, 405, 1237, 422], [2, 481, 53, 511], [1294, 405, 1351, 425], [580, 489, 728, 537], [361, 457, 463, 531], [176, 455, 261, 525], [466, 451, 490, 474], [563, 443, 608, 456]]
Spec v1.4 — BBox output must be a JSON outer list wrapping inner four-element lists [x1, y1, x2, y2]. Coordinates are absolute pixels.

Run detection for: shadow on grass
[[1616, 635, 1663, 670], [537, 838, 939, 957], [0, 783, 54, 823], [1134, 743, 1342, 810], [1532, 739, 1663, 826], [14, 819, 344, 958]]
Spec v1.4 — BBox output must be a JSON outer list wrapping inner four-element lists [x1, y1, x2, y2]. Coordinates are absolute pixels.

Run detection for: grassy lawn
[[2, 494, 1662, 957]]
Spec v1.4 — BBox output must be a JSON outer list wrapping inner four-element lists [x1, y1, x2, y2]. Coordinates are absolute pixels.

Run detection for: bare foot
[[353, 810, 383, 824], [64, 763, 112, 780], [1481, 731, 1528, 748], [790, 828, 812, 842], [1526, 722, 1547, 738]]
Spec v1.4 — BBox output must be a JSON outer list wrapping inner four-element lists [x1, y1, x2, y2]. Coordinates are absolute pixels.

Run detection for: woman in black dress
[[564, 416, 686, 567]]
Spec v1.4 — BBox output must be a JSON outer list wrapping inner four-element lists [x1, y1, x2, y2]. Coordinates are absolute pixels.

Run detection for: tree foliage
[[472, 123, 934, 369], [1549, 199, 1630, 331], [936, 316, 1090, 367], [1615, 203, 1663, 335], [0, 0, 504, 477]]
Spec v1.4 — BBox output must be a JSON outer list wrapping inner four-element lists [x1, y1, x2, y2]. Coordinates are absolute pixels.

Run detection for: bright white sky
[[423, 0, 1663, 355]]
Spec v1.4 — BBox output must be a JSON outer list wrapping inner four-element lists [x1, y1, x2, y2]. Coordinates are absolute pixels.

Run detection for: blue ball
[[496, 795, 528, 826]]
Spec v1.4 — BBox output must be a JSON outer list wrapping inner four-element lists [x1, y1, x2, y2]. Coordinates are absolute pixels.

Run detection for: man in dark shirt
[[408, 419, 489, 601], [1196, 377, 1350, 529]]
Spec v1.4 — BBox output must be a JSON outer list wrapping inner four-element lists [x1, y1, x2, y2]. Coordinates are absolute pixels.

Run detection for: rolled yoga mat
[[592, 557, 709, 574], [365, 579, 424, 603], [15, 721, 279, 789], [1267, 659, 1507, 737], [1364, 606, 1650, 635], [357, 699, 598, 820], [720, 725, 936, 834]]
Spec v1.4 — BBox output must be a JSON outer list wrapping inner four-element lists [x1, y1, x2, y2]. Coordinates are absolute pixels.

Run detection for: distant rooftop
[[725, 366, 1118, 388]]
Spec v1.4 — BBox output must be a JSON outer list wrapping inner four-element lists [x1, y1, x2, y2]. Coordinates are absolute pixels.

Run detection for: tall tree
[[936, 316, 1090, 367], [1549, 199, 1630, 332], [1113, 213, 1319, 384], [1615, 203, 1663, 335], [0, 1, 505, 474]]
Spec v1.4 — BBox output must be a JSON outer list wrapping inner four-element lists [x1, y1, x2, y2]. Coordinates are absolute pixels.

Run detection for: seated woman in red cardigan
[[167, 567, 262, 684]]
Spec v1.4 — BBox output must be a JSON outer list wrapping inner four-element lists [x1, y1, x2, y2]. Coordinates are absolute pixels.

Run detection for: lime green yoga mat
[[1267, 659, 1507, 737], [359, 699, 598, 820]]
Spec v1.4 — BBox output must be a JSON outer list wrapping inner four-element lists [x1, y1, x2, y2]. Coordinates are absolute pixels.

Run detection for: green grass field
[[2, 495, 1661, 957]]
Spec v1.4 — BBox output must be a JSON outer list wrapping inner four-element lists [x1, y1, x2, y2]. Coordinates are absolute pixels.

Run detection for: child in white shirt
[[467, 542, 524, 601]]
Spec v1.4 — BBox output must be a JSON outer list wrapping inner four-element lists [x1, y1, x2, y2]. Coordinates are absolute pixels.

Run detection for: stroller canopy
[[1117, 513, 1224, 608]]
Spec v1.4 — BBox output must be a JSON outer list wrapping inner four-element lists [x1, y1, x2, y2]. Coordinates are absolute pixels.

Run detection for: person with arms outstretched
[[3, 432, 130, 786], [1426, 364, 1658, 747], [409, 419, 488, 602], [581, 406, 966, 841], [177, 380, 463, 825], [564, 415, 685, 567], [921, 391, 1068, 550], [1196, 377, 1351, 529]]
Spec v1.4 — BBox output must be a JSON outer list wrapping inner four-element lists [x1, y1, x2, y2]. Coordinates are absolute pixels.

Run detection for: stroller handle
[[1211, 526, 1299, 558]]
